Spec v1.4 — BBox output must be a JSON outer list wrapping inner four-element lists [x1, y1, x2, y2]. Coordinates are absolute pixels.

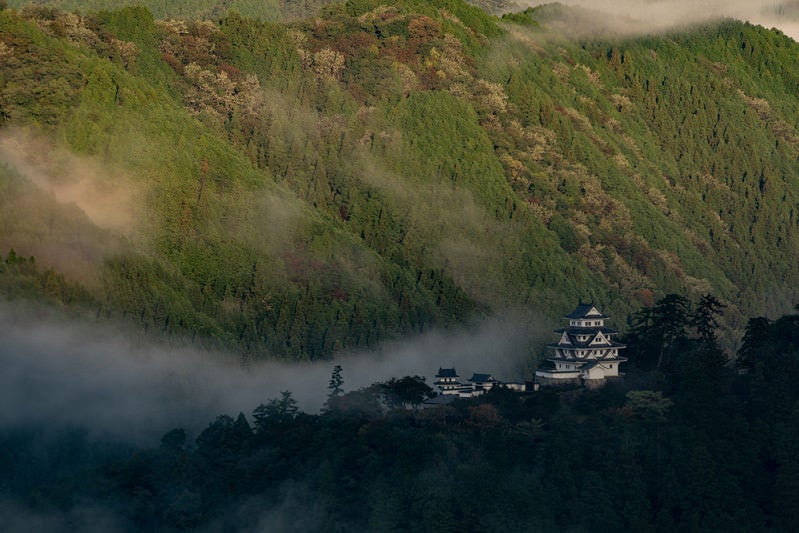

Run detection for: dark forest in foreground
[[3, 298, 799, 532]]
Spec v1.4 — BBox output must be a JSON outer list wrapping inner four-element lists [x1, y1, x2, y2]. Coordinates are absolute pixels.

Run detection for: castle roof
[[435, 368, 458, 378], [549, 338, 626, 349], [551, 326, 625, 348], [554, 326, 619, 335], [564, 302, 609, 319], [547, 355, 628, 363], [468, 373, 495, 383]]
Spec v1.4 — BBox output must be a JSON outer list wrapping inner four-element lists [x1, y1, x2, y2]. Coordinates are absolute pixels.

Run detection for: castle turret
[[434, 368, 462, 395], [535, 303, 627, 384]]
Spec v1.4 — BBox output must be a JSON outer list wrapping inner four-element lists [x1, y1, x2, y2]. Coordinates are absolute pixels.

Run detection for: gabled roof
[[555, 326, 619, 335], [564, 302, 609, 319], [582, 358, 627, 370], [468, 373, 495, 383], [549, 338, 627, 350], [549, 327, 627, 349], [435, 368, 458, 378]]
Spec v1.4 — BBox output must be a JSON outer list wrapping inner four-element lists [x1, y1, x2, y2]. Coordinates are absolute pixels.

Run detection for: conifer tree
[[324, 364, 344, 412]]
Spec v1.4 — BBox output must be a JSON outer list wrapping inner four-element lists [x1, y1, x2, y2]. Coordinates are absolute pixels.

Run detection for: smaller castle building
[[535, 303, 626, 385], [433, 368, 526, 398], [468, 373, 496, 393], [434, 368, 463, 395]]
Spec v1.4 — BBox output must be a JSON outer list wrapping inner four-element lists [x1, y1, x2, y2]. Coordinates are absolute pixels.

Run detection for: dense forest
[[3, 297, 799, 531], [4, 1, 799, 530], [3, 1, 799, 359]]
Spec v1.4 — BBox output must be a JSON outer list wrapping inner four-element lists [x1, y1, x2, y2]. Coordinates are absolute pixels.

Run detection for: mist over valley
[[2, 0, 799, 529]]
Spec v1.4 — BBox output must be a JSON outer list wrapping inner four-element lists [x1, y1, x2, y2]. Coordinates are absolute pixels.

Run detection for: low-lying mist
[[528, 0, 799, 39], [0, 130, 143, 236], [0, 129, 143, 286], [0, 302, 548, 444]]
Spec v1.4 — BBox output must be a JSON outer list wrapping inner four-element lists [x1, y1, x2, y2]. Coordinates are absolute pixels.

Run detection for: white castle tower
[[535, 303, 627, 384]]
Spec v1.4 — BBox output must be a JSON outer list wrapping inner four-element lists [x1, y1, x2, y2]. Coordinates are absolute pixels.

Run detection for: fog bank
[[0, 304, 545, 444], [528, 1, 799, 39]]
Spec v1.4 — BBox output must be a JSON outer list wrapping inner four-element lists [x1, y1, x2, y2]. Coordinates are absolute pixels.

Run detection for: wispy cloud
[[0, 304, 546, 443], [525, 1, 799, 38], [0, 129, 143, 235]]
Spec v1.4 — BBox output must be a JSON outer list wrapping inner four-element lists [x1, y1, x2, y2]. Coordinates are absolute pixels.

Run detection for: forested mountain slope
[[2, 1, 799, 359]]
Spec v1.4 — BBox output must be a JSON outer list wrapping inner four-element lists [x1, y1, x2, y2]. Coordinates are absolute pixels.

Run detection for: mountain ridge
[[2, 1, 799, 359]]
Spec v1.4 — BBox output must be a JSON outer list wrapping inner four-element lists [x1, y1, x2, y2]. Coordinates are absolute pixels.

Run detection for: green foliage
[[623, 293, 728, 373], [252, 390, 299, 432], [379, 375, 435, 408], [0, 247, 92, 306], [500, 9, 537, 26], [218, 12, 300, 83], [4, 1, 799, 360], [0, 10, 85, 124], [328, 364, 344, 397], [479, 8, 799, 328], [625, 390, 673, 422], [342, 0, 501, 42]]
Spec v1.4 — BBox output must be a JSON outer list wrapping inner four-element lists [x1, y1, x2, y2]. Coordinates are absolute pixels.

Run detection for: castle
[[535, 302, 626, 385], [429, 303, 626, 399]]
